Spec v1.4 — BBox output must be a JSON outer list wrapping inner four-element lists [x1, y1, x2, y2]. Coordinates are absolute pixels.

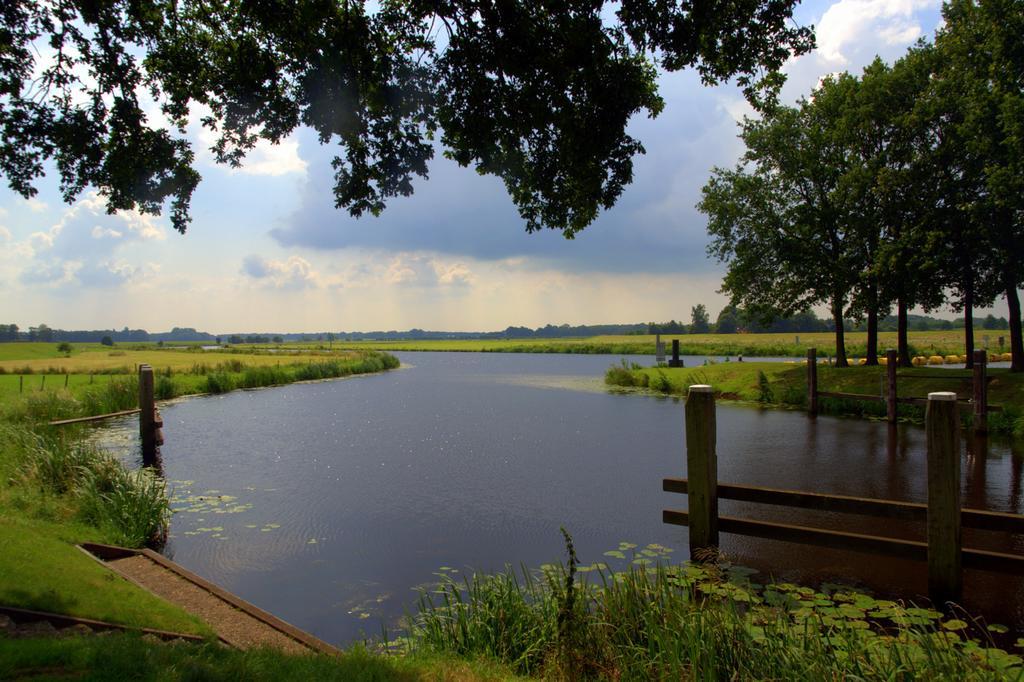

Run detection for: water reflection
[[94, 352, 1024, 644]]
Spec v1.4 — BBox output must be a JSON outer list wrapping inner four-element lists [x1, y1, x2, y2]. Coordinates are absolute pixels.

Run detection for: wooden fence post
[[139, 364, 157, 467], [807, 348, 818, 415], [926, 391, 962, 606], [685, 384, 718, 558], [886, 350, 898, 423], [19, 375, 23, 393], [973, 349, 987, 434]]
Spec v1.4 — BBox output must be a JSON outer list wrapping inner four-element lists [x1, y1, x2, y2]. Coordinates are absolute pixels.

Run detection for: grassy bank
[[0, 636, 524, 681], [604, 360, 1024, 438], [404, 535, 1022, 680], [0, 419, 209, 634]]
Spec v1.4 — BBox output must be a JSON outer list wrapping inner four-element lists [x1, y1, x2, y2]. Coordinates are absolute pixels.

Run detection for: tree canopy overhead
[[0, 1, 812, 236]]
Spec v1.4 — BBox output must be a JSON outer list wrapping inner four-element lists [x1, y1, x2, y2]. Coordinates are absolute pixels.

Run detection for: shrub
[[79, 465, 169, 547], [80, 377, 137, 416], [757, 371, 774, 403], [204, 372, 235, 394], [155, 375, 178, 400], [605, 360, 637, 387]]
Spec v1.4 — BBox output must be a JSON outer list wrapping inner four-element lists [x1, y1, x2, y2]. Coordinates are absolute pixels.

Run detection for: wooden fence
[[664, 385, 1024, 605], [48, 364, 163, 467], [807, 348, 999, 433]]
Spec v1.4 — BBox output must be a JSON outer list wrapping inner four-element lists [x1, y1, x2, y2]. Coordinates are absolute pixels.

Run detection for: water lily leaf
[[603, 550, 626, 559], [618, 542, 638, 551], [307, 538, 318, 544], [942, 619, 968, 631], [989, 624, 1010, 634]]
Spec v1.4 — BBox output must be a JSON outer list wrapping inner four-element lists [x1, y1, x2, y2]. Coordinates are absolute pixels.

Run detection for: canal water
[[100, 352, 1024, 645]]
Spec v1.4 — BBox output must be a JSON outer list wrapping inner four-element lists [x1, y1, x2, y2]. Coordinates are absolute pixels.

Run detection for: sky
[[0, 0, 1006, 333]]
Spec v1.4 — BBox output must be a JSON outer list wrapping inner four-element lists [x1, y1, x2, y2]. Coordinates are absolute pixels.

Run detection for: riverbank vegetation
[[605, 361, 1024, 439], [405, 538, 1022, 679]]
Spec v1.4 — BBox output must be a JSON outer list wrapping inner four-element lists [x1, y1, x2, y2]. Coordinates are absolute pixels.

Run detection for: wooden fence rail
[[807, 348, 1000, 430], [47, 365, 162, 468], [665, 386, 1024, 605]]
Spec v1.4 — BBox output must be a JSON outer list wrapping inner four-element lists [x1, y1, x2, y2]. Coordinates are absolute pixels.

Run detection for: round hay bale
[[945, 355, 960, 364], [1002, 352, 1013, 362], [927, 355, 945, 365], [912, 356, 927, 366], [879, 356, 888, 366], [959, 355, 969, 363]]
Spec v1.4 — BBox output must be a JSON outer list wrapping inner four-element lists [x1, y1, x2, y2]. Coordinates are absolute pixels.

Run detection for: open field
[[0, 343, 357, 375], [286, 329, 1012, 358]]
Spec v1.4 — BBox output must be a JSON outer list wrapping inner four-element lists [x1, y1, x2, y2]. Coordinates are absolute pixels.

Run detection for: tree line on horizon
[[700, 0, 1023, 371], [0, 310, 1010, 345]]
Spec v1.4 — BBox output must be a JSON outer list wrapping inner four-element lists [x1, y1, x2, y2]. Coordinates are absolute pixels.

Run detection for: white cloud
[[196, 122, 307, 177], [91, 226, 124, 239], [241, 254, 323, 289], [0, 226, 10, 242], [26, 198, 48, 213], [816, 0, 936, 66]]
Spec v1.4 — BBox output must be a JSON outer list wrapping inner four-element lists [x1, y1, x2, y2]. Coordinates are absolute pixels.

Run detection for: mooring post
[[886, 349, 898, 423], [972, 349, 987, 434], [807, 348, 818, 416], [926, 391, 962, 607], [139, 364, 157, 467], [685, 384, 718, 558], [669, 339, 682, 367]]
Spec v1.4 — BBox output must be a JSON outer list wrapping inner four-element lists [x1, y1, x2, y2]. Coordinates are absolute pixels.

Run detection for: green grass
[[282, 329, 1012, 358], [0, 635, 526, 681], [605, 360, 1024, 433], [0, 351, 400, 414], [408, 539, 1024, 680]]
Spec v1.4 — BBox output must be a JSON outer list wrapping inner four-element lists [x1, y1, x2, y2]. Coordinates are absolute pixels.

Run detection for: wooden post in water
[[807, 348, 818, 416], [926, 391, 962, 606], [973, 349, 987, 434], [886, 350, 898, 423], [139, 364, 157, 467], [685, 384, 718, 558]]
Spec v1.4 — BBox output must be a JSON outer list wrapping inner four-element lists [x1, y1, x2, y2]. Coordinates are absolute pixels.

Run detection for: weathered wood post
[[807, 348, 818, 415], [19, 375, 23, 393], [64, 373, 69, 388], [972, 349, 987, 434], [685, 384, 718, 558], [139, 364, 157, 467], [40, 375, 45, 390], [886, 349, 898, 423], [926, 391, 962, 606]]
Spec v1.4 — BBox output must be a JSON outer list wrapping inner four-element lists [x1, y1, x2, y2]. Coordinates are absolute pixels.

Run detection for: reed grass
[[409, 536, 1023, 680]]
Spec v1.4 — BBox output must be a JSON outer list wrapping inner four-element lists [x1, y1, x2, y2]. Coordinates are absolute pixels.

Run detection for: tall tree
[[700, 77, 861, 366], [932, 0, 1024, 371], [0, 1, 812, 237], [690, 304, 710, 334]]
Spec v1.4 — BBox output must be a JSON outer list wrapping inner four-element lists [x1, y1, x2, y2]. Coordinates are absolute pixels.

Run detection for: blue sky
[[3, 0, 1002, 333]]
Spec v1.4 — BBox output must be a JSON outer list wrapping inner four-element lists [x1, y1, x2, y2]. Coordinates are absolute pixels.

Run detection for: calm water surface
[[102, 352, 1024, 644]]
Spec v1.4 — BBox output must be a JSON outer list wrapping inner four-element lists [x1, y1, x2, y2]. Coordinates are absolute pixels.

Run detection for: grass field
[[296, 329, 1013, 358]]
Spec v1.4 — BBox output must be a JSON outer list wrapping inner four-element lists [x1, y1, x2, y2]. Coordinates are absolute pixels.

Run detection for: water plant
[[409, 539, 1023, 679]]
